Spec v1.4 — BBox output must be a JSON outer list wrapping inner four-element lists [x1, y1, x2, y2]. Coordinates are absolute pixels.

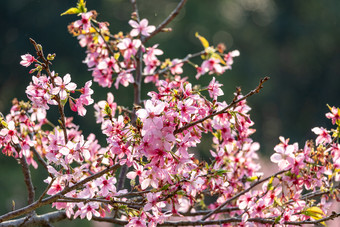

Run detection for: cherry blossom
[[73, 12, 93, 32], [129, 18, 156, 37], [52, 73, 77, 100], [3, 2, 340, 226], [20, 53, 37, 67]]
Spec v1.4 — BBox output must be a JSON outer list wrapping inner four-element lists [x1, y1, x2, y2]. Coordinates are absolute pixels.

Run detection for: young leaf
[[61, 7, 81, 16], [195, 32, 210, 49], [303, 206, 326, 226]]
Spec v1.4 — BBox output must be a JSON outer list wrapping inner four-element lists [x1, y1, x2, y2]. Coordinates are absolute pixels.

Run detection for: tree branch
[[0, 211, 67, 227], [12, 144, 36, 207], [90, 211, 340, 226], [29, 38, 68, 144], [0, 164, 120, 223], [174, 77, 270, 134], [142, 0, 188, 44]]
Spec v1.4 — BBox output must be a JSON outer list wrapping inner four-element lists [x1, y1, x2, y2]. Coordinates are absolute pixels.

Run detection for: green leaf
[[160, 184, 170, 191], [211, 53, 226, 65], [195, 32, 210, 48], [215, 169, 228, 176], [60, 7, 81, 16], [77, 0, 87, 13], [303, 206, 326, 226]]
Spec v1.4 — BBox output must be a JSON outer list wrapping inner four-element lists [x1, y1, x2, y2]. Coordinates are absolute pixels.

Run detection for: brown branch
[[90, 211, 340, 226], [91, 216, 128, 225], [29, 38, 68, 144], [0, 211, 67, 227], [57, 196, 142, 208], [174, 77, 270, 134], [0, 164, 120, 223], [130, 0, 141, 22], [26, 129, 50, 174], [12, 144, 36, 207], [142, 0, 188, 44]]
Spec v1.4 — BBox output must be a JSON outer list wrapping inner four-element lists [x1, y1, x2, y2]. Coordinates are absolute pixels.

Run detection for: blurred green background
[[1, 0, 339, 226]]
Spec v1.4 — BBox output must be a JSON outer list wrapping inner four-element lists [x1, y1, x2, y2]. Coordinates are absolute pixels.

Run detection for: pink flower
[[208, 77, 224, 99], [127, 216, 147, 227], [144, 192, 166, 212], [71, 81, 94, 116], [270, 143, 296, 170], [74, 12, 93, 32], [170, 59, 183, 75], [326, 106, 340, 125], [129, 18, 156, 37], [45, 177, 64, 195], [114, 70, 135, 89], [0, 121, 19, 144], [312, 127, 332, 145], [52, 73, 77, 100], [20, 54, 37, 67], [201, 58, 224, 75], [224, 50, 240, 68], [74, 202, 100, 220], [117, 38, 141, 60], [94, 175, 117, 197], [136, 100, 165, 120]]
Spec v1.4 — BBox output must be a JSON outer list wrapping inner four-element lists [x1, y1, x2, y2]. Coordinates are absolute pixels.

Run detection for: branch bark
[[0, 211, 67, 227]]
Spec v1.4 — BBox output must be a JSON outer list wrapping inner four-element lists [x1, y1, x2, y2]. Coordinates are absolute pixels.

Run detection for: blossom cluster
[[1, 1, 340, 226]]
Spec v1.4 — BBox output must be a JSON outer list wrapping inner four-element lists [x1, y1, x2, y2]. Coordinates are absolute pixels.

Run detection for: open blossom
[[170, 59, 183, 75], [270, 143, 297, 170], [224, 50, 240, 67], [20, 54, 37, 67], [312, 127, 332, 145], [129, 18, 155, 37], [0, 121, 19, 144], [144, 192, 166, 212], [117, 38, 141, 60], [114, 69, 135, 89], [73, 12, 93, 32], [326, 106, 340, 125], [208, 77, 224, 99], [74, 202, 100, 220], [71, 81, 94, 116], [51, 73, 77, 100]]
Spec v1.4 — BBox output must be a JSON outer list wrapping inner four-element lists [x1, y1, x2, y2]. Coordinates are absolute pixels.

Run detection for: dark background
[[1, 0, 339, 226]]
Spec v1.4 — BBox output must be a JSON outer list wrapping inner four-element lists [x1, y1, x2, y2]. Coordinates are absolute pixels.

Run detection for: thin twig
[[143, 0, 188, 44], [29, 38, 68, 144], [90, 21, 115, 57], [175, 77, 270, 134], [13, 144, 36, 206]]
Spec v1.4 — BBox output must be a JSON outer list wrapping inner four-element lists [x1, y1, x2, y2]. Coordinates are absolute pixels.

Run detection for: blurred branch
[[175, 77, 270, 134], [0, 211, 67, 227], [143, 0, 187, 43]]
